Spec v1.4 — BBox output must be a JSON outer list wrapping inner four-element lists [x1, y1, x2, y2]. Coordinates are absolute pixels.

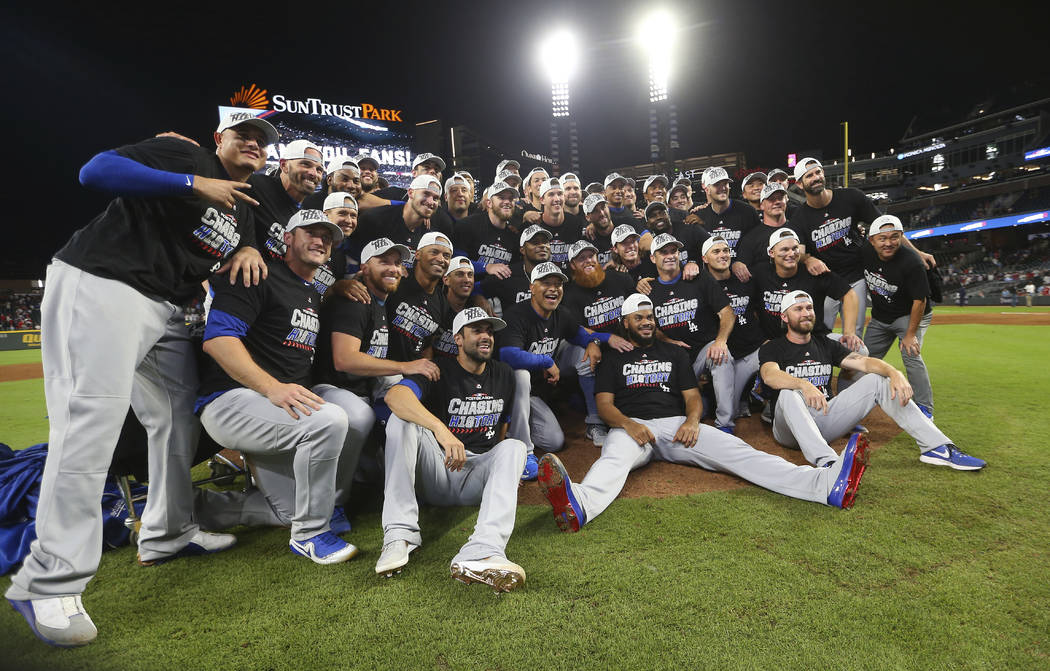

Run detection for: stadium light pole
[[540, 29, 579, 175], [638, 10, 678, 175]]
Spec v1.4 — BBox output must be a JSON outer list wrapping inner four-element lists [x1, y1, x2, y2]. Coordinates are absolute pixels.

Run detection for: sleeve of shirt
[[112, 137, 201, 175], [397, 372, 433, 401], [202, 309, 250, 341], [758, 339, 780, 366], [208, 277, 264, 330], [854, 189, 882, 228], [905, 252, 931, 299], [672, 346, 699, 392], [822, 269, 852, 301], [79, 150, 194, 198], [700, 274, 731, 312], [327, 296, 368, 339], [594, 353, 616, 394], [828, 338, 853, 367]]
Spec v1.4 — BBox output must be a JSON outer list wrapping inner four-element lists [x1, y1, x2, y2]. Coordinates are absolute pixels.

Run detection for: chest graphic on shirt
[[264, 222, 288, 259], [654, 296, 699, 331], [583, 294, 625, 330], [726, 292, 752, 326], [366, 326, 389, 358], [390, 301, 440, 349], [312, 263, 336, 296], [864, 269, 899, 299], [433, 328, 458, 358], [549, 238, 572, 265], [527, 325, 562, 356], [283, 307, 319, 352], [191, 207, 242, 266], [513, 290, 532, 304], [597, 248, 614, 266], [785, 357, 833, 398], [762, 287, 790, 319], [709, 225, 743, 252], [477, 242, 513, 264], [810, 214, 854, 252], [622, 358, 673, 391], [446, 393, 505, 436]]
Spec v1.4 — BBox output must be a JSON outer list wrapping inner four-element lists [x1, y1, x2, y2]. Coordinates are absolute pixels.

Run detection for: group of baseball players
[[6, 111, 986, 648]]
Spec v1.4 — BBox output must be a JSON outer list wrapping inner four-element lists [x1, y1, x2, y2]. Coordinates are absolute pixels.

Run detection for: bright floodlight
[[638, 10, 674, 102], [540, 29, 578, 85]]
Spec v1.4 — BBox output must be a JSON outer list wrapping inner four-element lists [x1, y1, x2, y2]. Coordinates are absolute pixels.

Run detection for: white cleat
[[8, 595, 98, 647], [375, 540, 418, 577], [450, 557, 526, 593]]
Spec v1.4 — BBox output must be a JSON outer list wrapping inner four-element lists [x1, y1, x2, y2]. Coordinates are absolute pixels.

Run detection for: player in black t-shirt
[[252, 139, 325, 261], [604, 173, 639, 230], [355, 175, 454, 270], [386, 232, 454, 362], [196, 208, 360, 567], [454, 180, 520, 278], [479, 224, 552, 318], [734, 182, 812, 276], [582, 194, 619, 267], [373, 152, 445, 201], [537, 178, 583, 268], [643, 201, 708, 278], [7, 113, 276, 647], [560, 172, 584, 217], [536, 293, 878, 534], [608, 224, 658, 281], [378, 308, 527, 592], [432, 256, 494, 359], [740, 171, 766, 212], [701, 236, 766, 431], [561, 241, 637, 445], [696, 167, 760, 278], [861, 215, 937, 418], [759, 290, 985, 471], [789, 157, 935, 336]]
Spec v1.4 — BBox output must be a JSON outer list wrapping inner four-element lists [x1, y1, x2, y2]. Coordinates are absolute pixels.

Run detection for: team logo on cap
[[611, 224, 640, 245]]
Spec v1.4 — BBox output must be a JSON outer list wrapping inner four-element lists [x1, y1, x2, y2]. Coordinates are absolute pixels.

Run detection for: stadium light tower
[[638, 10, 679, 174], [540, 29, 580, 175]]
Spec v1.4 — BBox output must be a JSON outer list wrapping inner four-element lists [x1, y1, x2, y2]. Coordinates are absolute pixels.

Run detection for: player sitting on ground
[[759, 290, 985, 471], [536, 293, 873, 534]]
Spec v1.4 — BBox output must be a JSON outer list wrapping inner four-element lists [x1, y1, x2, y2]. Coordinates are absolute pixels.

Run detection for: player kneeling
[[377, 308, 528, 592], [538, 294, 871, 534]]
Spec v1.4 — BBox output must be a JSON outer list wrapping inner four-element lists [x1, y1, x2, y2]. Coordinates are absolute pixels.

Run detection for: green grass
[[0, 349, 45, 450], [2, 323, 1049, 670]]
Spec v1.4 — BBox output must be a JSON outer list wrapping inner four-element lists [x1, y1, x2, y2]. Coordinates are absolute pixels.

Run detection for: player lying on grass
[[759, 290, 985, 471], [536, 293, 872, 534]]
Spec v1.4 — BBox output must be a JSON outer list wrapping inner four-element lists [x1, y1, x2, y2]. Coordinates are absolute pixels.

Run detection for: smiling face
[[281, 152, 324, 200], [761, 192, 787, 218], [624, 308, 656, 346], [769, 238, 801, 272], [743, 176, 765, 202], [586, 202, 612, 233], [409, 186, 440, 218], [704, 179, 730, 206], [444, 264, 475, 300], [325, 205, 358, 238], [783, 300, 816, 334], [456, 322, 495, 364], [800, 165, 826, 196], [542, 187, 564, 215], [615, 236, 640, 263], [645, 183, 667, 203], [604, 180, 625, 206], [215, 126, 268, 176], [570, 249, 599, 275], [363, 249, 403, 296], [530, 275, 564, 312], [328, 169, 362, 198], [521, 235, 552, 264], [415, 243, 452, 280], [489, 190, 515, 221], [871, 227, 903, 261], [445, 183, 470, 213], [703, 241, 732, 271], [651, 244, 681, 275], [668, 188, 690, 210], [283, 224, 333, 270]]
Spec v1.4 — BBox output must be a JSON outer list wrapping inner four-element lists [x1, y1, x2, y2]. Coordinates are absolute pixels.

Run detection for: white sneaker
[[8, 595, 98, 647], [375, 540, 418, 576], [585, 424, 608, 447], [450, 556, 526, 592]]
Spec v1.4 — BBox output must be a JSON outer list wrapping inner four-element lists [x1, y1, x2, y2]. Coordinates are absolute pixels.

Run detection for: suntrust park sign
[[272, 94, 404, 122]]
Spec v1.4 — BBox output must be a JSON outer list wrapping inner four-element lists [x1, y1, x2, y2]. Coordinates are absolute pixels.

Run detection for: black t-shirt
[[647, 273, 731, 354], [714, 273, 766, 358], [313, 292, 389, 395], [595, 340, 697, 419], [57, 137, 254, 302], [609, 206, 641, 230], [402, 357, 516, 454], [696, 199, 760, 260], [499, 301, 581, 397], [374, 185, 408, 201], [479, 262, 533, 318], [562, 271, 635, 333], [591, 228, 618, 267], [539, 216, 584, 268], [759, 335, 851, 415], [299, 189, 328, 211], [651, 220, 710, 267], [508, 200, 540, 232], [735, 221, 802, 272], [356, 205, 454, 269], [200, 260, 319, 396], [750, 264, 851, 339], [249, 172, 301, 261], [455, 212, 521, 266], [862, 244, 932, 323], [311, 246, 347, 298], [791, 188, 881, 283], [386, 272, 449, 361]]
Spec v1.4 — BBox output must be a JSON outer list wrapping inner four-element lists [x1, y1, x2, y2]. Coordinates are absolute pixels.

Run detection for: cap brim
[[458, 316, 507, 334], [533, 270, 568, 282], [231, 118, 280, 147]]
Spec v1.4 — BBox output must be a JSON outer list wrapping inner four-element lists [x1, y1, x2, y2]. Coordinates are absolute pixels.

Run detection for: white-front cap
[[327, 156, 359, 175], [361, 237, 411, 265], [496, 159, 520, 174], [412, 152, 446, 171], [215, 111, 279, 147], [285, 208, 343, 243], [452, 306, 506, 335], [611, 224, 640, 245], [767, 227, 800, 253], [701, 166, 732, 187], [519, 225, 553, 246], [409, 174, 442, 195], [621, 293, 654, 317], [323, 191, 358, 212], [539, 178, 562, 198], [673, 176, 691, 188], [761, 182, 787, 201], [530, 262, 568, 283], [582, 193, 607, 215], [497, 169, 522, 185], [604, 172, 627, 188], [793, 157, 822, 182], [281, 139, 324, 164], [701, 236, 730, 257], [444, 256, 474, 277], [560, 172, 581, 185], [868, 214, 904, 237], [523, 167, 549, 185], [568, 240, 598, 260], [489, 180, 518, 197], [444, 174, 470, 193], [767, 168, 789, 180], [644, 174, 669, 192], [780, 290, 813, 315], [742, 171, 767, 187], [650, 233, 684, 253], [417, 231, 453, 251]]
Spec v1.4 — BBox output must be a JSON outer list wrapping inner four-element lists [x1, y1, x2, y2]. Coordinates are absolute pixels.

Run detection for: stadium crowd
[[0, 293, 41, 330], [4, 112, 994, 647]]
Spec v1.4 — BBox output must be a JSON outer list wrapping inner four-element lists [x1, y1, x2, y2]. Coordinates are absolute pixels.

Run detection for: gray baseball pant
[[567, 418, 839, 522], [773, 372, 950, 466], [863, 312, 934, 412], [823, 277, 869, 336], [381, 416, 527, 564], [558, 344, 600, 425], [312, 383, 374, 503], [691, 341, 736, 430], [7, 260, 200, 600], [199, 388, 347, 541], [508, 369, 565, 454], [729, 349, 761, 423]]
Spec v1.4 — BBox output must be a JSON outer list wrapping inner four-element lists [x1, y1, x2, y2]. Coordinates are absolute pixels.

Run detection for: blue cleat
[[330, 505, 351, 535], [916, 403, 934, 422], [716, 425, 735, 435], [537, 454, 586, 532], [290, 531, 359, 565], [919, 444, 985, 471], [828, 432, 871, 509], [521, 453, 539, 481]]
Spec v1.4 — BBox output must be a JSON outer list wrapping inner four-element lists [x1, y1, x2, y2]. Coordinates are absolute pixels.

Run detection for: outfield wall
[[0, 330, 41, 351]]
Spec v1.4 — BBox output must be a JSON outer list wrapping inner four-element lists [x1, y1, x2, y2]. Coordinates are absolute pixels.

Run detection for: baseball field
[[2, 307, 1048, 670]]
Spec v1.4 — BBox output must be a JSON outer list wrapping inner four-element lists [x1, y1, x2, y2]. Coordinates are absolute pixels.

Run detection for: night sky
[[1, 1, 1044, 279]]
